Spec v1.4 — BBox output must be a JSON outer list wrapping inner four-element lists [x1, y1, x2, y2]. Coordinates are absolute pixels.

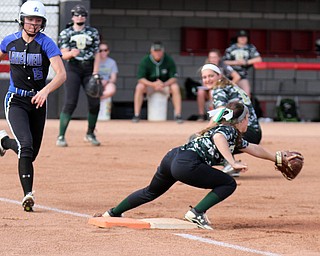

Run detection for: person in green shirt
[[132, 41, 183, 123]]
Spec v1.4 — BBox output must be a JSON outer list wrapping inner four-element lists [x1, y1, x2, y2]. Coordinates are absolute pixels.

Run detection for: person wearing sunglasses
[[93, 101, 278, 230], [98, 42, 118, 101], [56, 4, 101, 147]]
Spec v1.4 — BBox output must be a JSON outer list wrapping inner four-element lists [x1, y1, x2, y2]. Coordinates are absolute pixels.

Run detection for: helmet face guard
[[19, 1, 47, 31]]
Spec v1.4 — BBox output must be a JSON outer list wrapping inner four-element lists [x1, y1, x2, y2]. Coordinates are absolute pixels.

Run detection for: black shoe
[[197, 114, 206, 122], [132, 115, 140, 123], [174, 115, 183, 124], [0, 130, 9, 156]]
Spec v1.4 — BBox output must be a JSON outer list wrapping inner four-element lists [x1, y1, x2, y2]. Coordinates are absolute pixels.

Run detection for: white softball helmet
[[19, 0, 47, 29]]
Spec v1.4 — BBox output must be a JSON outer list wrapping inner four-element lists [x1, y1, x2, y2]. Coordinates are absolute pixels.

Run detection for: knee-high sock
[[194, 191, 221, 213], [87, 112, 98, 134], [18, 157, 34, 196], [59, 112, 72, 136]]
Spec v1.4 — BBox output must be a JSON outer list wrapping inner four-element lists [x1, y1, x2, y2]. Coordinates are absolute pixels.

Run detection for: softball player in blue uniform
[[56, 4, 101, 147], [94, 101, 276, 230], [0, 1, 66, 212]]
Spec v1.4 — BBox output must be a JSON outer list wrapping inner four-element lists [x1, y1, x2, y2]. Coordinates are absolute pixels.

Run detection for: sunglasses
[[99, 49, 109, 52], [73, 14, 87, 17]]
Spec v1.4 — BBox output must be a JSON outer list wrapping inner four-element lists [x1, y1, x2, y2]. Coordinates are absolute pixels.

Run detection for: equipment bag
[[276, 97, 299, 122]]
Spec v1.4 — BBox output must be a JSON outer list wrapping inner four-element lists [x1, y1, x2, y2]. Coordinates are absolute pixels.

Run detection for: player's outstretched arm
[[240, 143, 275, 162]]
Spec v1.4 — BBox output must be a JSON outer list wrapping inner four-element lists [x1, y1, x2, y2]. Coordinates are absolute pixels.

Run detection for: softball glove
[[275, 150, 304, 180], [85, 74, 103, 98]]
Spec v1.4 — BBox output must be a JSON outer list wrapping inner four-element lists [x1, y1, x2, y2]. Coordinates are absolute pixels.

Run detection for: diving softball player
[[201, 63, 262, 177], [56, 4, 101, 147], [94, 101, 277, 230], [0, 1, 66, 212]]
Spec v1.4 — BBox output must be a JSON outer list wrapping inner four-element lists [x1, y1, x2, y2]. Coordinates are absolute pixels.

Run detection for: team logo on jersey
[[231, 49, 249, 60], [70, 34, 92, 50], [161, 69, 168, 75]]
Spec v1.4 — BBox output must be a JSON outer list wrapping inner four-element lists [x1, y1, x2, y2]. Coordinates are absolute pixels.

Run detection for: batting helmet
[[19, 0, 47, 30]]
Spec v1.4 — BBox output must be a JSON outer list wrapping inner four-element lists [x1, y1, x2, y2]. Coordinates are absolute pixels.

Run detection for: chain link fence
[[0, 0, 60, 78]]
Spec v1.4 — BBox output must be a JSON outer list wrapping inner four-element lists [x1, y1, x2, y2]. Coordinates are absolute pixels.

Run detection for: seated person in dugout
[[98, 42, 118, 100], [132, 41, 183, 124]]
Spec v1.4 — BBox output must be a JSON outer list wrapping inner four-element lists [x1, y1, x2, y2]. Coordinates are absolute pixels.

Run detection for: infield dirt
[[0, 120, 319, 256]]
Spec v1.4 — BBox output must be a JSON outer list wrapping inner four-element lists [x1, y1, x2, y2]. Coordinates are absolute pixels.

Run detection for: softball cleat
[[184, 207, 213, 230], [0, 130, 9, 157], [22, 192, 35, 212], [56, 136, 68, 147], [84, 133, 100, 146]]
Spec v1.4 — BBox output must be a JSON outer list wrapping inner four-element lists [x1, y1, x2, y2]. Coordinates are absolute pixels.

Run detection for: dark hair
[[223, 101, 247, 124], [99, 41, 108, 46], [224, 101, 246, 147], [197, 101, 246, 147]]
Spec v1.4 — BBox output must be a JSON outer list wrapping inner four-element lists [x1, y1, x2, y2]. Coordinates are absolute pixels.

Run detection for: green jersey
[[137, 53, 177, 82]]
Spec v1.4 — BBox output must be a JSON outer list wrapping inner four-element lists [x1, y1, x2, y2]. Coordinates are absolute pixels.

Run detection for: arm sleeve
[[41, 36, 62, 58], [249, 44, 261, 58], [112, 60, 118, 74]]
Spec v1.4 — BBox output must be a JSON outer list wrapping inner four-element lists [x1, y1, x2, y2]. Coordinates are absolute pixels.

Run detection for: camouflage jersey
[[181, 125, 248, 166], [58, 25, 100, 62], [223, 43, 260, 79], [212, 84, 260, 131]]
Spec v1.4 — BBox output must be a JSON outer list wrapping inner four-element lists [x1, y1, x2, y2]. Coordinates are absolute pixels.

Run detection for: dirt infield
[[0, 119, 319, 256]]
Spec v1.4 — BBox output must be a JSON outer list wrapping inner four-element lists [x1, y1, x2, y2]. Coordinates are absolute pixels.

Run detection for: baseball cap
[[237, 30, 248, 38], [71, 4, 88, 17], [151, 41, 164, 51]]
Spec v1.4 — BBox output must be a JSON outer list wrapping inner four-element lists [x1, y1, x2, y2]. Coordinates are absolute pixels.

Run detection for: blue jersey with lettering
[[0, 31, 61, 91]]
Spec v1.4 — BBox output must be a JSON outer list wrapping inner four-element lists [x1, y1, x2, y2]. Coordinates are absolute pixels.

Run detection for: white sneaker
[[184, 207, 213, 230], [0, 130, 8, 157], [222, 164, 240, 177], [22, 192, 35, 212], [56, 136, 68, 147], [84, 133, 101, 146]]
